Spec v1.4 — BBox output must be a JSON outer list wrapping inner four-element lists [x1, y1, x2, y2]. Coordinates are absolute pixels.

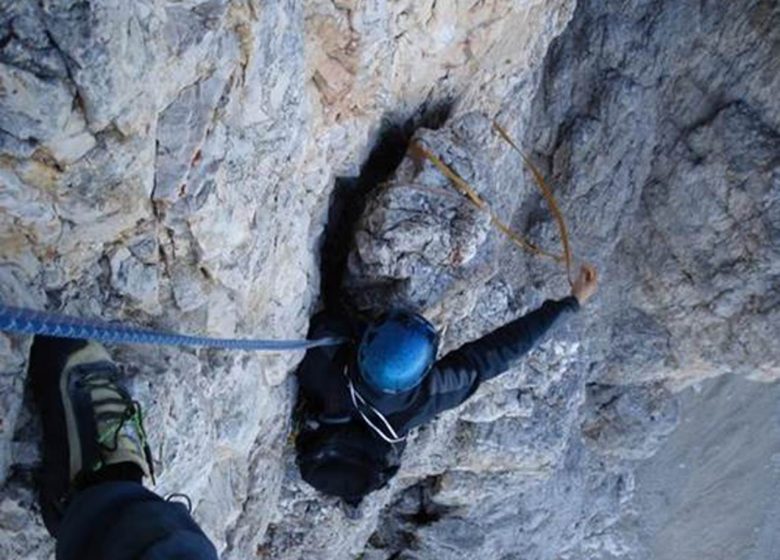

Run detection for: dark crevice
[[365, 473, 459, 556], [0, 26, 16, 51], [318, 99, 454, 316]]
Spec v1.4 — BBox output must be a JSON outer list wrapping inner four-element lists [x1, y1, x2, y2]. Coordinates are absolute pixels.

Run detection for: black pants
[[56, 481, 217, 560]]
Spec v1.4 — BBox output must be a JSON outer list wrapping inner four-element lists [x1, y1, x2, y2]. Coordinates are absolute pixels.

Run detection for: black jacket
[[296, 296, 579, 435]]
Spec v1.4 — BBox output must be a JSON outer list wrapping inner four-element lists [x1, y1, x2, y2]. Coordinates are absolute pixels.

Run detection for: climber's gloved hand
[[571, 264, 598, 305]]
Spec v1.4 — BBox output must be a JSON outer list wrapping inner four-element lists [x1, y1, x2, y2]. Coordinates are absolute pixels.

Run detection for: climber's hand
[[571, 264, 598, 305]]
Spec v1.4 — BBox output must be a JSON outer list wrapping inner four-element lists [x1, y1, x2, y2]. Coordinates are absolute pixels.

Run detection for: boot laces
[[79, 369, 156, 483]]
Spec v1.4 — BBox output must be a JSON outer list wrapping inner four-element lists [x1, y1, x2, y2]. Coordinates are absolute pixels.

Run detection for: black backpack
[[296, 418, 406, 505]]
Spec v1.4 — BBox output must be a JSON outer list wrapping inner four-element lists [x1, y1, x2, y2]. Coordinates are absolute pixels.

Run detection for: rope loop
[[410, 121, 575, 285]]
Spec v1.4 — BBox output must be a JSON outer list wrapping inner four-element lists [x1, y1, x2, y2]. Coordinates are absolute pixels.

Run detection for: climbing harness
[[345, 368, 405, 445], [410, 120, 575, 285], [0, 304, 347, 351]]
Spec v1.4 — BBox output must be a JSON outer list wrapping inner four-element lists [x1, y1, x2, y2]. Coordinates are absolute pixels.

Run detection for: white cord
[[345, 370, 406, 445]]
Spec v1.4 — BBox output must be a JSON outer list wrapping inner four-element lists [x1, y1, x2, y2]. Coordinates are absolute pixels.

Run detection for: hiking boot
[[28, 336, 154, 535]]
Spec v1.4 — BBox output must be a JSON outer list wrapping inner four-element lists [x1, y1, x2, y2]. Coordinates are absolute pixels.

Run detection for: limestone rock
[[581, 383, 679, 460], [0, 61, 72, 144], [0, 0, 778, 559], [109, 247, 161, 315]]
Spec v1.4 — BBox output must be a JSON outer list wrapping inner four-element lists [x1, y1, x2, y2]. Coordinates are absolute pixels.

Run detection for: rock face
[[0, 1, 777, 559], [632, 374, 780, 560]]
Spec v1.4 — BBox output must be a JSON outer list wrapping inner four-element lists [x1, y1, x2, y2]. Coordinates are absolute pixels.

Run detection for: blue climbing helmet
[[357, 310, 439, 394]]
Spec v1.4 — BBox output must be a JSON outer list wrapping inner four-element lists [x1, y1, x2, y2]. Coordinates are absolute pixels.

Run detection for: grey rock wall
[[0, 0, 777, 558], [341, 0, 780, 558]]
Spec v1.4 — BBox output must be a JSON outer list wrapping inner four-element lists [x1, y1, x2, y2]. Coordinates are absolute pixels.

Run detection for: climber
[[295, 264, 598, 505], [27, 336, 218, 559]]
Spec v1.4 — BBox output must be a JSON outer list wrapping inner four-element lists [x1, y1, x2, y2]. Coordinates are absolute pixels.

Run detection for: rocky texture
[[633, 374, 780, 560], [0, 0, 778, 559], [524, 0, 780, 390], [341, 0, 780, 558]]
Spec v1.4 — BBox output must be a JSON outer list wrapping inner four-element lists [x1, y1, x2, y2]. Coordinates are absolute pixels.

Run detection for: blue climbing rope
[[0, 303, 347, 351]]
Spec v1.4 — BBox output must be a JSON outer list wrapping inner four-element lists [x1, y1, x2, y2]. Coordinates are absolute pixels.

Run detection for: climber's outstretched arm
[[402, 265, 598, 430]]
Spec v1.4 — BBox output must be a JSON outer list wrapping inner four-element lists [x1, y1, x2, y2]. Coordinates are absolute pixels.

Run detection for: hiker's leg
[[27, 336, 216, 558], [56, 480, 217, 560]]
